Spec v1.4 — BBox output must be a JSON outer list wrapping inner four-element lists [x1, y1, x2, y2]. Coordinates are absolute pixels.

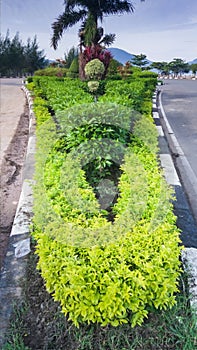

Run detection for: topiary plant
[[85, 58, 105, 80], [87, 80, 100, 93], [67, 56, 79, 78]]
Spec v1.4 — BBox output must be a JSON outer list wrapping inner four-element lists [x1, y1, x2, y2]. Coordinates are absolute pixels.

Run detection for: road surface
[[0, 78, 26, 169], [160, 79, 197, 247], [0, 78, 28, 267], [161, 79, 197, 177]]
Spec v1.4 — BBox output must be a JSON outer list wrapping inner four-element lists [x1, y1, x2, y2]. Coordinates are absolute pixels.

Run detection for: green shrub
[[85, 59, 105, 80], [67, 57, 79, 78], [70, 57, 79, 72], [30, 74, 182, 328], [99, 78, 157, 116], [31, 76, 93, 111], [107, 58, 122, 77], [83, 79, 106, 95], [26, 76, 33, 83], [32, 100, 49, 126], [138, 71, 158, 79], [34, 67, 68, 77], [99, 80, 145, 112], [87, 80, 100, 93], [34, 221, 181, 328], [32, 100, 182, 328], [26, 82, 35, 91]]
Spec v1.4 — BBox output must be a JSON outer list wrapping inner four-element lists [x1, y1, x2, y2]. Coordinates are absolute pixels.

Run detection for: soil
[[0, 104, 29, 267]]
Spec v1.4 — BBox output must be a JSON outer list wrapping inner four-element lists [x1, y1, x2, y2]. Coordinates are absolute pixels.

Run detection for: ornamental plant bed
[[25, 76, 183, 329], [3, 250, 197, 350]]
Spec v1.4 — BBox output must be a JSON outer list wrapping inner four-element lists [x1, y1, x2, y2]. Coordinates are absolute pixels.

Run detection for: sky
[[1, 0, 197, 62]]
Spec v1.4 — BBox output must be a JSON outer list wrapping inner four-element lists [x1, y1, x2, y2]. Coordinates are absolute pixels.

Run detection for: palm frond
[[101, 0, 134, 16], [52, 1, 136, 49], [99, 33, 116, 47], [51, 10, 86, 49], [64, 0, 80, 11], [94, 27, 104, 45], [88, 0, 134, 21]]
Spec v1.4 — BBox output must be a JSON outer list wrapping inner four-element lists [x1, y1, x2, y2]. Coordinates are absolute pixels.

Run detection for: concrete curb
[[0, 85, 35, 346], [156, 87, 197, 319]]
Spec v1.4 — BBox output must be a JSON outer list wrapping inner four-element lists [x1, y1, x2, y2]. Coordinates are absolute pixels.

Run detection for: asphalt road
[[160, 79, 197, 176], [0, 78, 25, 169], [160, 79, 197, 247]]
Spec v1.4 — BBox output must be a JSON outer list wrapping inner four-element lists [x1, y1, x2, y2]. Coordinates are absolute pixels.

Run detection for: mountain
[[109, 48, 197, 66], [108, 48, 135, 64], [189, 58, 197, 64], [108, 47, 152, 65]]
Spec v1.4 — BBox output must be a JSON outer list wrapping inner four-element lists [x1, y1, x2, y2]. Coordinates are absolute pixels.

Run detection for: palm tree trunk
[[79, 52, 86, 80], [78, 42, 86, 80]]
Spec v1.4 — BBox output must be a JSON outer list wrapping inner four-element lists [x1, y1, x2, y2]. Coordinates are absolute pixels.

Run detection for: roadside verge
[[0, 85, 35, 346]]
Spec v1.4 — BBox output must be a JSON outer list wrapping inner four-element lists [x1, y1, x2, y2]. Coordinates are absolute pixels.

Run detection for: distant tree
[[151, 61, 170, 76], [107, 58, 122, 76], [64, 46, 78, 68], [0, 31, 46, 77], [7, 32, 25, 76], [117, 61, 133, 78], [0, 31, 11, 76], [67, 56, 79, 78], [190, 63, 197, 76], [130, 54, 149, 70], [168, 58, 190, 77], [24, 36, 46, 75]]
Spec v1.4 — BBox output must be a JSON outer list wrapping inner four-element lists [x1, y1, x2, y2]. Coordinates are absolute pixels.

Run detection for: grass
[[2, 303, 30, 350], [3, 251, 197, 350]]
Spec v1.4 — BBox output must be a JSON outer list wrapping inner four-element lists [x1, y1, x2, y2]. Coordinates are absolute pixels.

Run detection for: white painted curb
[[10, 86, 35, 257]]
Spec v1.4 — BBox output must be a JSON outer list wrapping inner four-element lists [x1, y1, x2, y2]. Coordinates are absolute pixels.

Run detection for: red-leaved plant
[[82, 45, 112, 78]]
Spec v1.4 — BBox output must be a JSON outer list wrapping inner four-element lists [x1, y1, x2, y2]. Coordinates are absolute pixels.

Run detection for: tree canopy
[[151, 58, 193, 77], [0, 31, 46, 77], [130, 54, 149, 69], [168, 58, 190, 77], [190, 63, 197, 75]]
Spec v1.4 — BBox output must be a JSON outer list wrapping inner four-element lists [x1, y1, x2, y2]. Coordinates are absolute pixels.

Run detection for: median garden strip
[[3, 72, 197, 349], [29, 75, 182, 326]]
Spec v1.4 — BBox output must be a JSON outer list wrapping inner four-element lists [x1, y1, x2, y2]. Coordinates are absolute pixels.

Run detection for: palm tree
[[51, 0, 137, 78], [51, 1, 135, 50]]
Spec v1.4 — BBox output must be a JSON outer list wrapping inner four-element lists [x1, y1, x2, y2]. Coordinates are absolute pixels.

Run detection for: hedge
[[31, 82, 182, 328]]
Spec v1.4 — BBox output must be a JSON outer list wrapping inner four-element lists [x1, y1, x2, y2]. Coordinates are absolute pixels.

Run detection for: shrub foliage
[[31, 76, 182, 328]]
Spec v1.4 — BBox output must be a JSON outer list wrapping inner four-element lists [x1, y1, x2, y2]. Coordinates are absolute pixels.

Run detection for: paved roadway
[[160, 79, 197, 247], [161, 79, 197, 176], [0, 78, 25, 169]]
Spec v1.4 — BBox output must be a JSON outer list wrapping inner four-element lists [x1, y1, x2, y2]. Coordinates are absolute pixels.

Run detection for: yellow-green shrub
[[34, 222, 181, 327], [34, 67, 68, 77], [33, 97, 51, 127], [32, 104, 182, 327]]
